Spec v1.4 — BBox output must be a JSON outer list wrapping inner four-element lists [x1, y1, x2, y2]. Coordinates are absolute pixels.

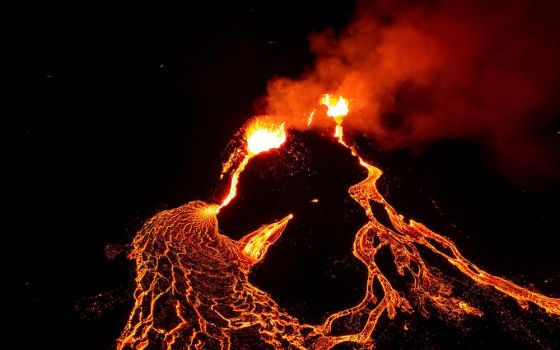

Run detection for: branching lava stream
[[118, 98, 559, 349]]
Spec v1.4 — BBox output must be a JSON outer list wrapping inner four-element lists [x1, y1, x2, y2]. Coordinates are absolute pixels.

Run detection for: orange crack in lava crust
[[118, 97, 560, 350]]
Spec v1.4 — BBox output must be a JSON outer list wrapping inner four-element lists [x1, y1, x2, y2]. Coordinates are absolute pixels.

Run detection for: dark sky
[[11, 1, 560, 349]]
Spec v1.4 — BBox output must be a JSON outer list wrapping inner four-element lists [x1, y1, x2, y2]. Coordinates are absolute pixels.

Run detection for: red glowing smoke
[[262, 0, 560, 180]]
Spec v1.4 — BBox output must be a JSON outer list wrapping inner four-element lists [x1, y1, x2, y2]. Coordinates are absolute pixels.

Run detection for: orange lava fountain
[[118, 96, 560, 350]]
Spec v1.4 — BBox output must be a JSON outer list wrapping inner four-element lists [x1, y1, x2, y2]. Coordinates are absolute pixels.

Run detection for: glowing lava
[[321, 94, 348, 142], [219, 118, 286, 211], [307, 94, 560, 348], [246, 119, 287, 155], [118, 95, 560, 350], [117, 201, 301, 349], [321, 94, 349, 121]]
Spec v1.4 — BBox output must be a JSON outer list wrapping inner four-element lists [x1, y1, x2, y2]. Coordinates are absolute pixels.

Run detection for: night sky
[[12, 1, 560, 349]]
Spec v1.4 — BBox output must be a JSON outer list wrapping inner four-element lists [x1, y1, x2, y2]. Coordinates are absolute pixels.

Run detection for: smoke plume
[[261, 0, 560, 181]]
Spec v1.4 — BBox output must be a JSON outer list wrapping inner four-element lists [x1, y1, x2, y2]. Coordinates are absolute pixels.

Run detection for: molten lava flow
[[306, 94, 560, 349], [219, 118, 286, 211], [239, 213, 293, 264], [119, 95, 560, 350], [117, 201, 303, 349]]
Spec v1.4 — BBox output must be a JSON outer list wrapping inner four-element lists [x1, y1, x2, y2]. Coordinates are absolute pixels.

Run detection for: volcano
[[117, 98, 560, 349]]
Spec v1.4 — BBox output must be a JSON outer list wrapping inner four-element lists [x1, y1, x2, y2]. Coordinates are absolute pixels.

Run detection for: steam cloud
[[261, 0, 560, 181]]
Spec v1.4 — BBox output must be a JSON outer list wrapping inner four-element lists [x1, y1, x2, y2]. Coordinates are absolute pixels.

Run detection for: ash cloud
[[262, 0, 560, 181]]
